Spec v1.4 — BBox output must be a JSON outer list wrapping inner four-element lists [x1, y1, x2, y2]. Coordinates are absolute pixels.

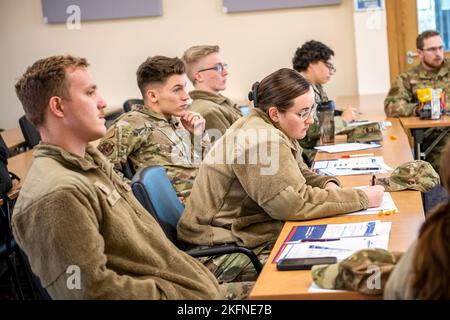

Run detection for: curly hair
[[136, 56, 185, 97], [182, 45, 220, 83], [292, 40, 335, 72], [15, 55, 89, 127]]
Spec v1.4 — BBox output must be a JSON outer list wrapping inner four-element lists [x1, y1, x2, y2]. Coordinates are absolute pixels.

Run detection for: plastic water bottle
[[317, 100, 335, 144], [431, 89, 442, 120]]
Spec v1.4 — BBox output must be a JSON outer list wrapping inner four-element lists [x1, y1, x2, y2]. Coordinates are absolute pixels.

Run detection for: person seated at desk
[[98, 56, 208, 201], [384, 139, 450, 299], [292, 40, 359, 163], [177, 68, 385, 283], [384, 30, 450, 171], [11, 55, 222, 299], [183, 45, 242, 137]]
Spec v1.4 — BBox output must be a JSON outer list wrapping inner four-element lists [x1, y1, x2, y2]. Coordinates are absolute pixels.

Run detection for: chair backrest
[[0, 134, 9, 157], [131, 166, 184, 245], [122, 158, 136, 180], [19, 116, 41, 149], [123, 99, 144, 113], [104, 109, 124, 128]]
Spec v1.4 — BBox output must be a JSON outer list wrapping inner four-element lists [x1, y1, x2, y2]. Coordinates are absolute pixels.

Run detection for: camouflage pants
[[219, 281, 255, 300], [198, 243, 273, 299], [422, 128, 450, 172]]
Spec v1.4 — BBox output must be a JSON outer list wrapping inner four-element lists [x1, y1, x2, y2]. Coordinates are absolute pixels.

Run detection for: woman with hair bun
[[178, 68, 384, 283]]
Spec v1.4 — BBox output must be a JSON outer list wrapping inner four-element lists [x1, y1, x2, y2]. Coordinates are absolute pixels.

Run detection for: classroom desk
[[1, 127, 25, 151], [249, 95, 424, 300], [399, 115, 450, 160]]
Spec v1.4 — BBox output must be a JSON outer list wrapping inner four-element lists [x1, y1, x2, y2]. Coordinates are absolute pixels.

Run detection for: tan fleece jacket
[[189, 90, 242, 135], [12, 144, 221, 300], [178, 108, 369, 249]]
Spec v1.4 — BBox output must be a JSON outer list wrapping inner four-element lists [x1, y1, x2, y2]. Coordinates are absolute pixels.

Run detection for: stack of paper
[[273, 220, 391, 263], [313, 156, 393, 176]]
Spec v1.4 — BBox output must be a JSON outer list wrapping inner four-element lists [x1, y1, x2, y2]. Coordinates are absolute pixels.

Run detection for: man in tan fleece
[[183, 45, 242, 137], [12, 55, 222, 299]]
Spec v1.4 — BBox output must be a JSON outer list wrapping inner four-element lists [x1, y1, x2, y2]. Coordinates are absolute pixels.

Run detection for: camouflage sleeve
[[384, 74, 418, 117], [334, 116, 347, 132], [298, 122, 321, 149], [97, 120, 148, 171]]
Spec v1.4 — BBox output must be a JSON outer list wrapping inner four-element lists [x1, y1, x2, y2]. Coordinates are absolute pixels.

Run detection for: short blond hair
[[182, 45, 220, 83]]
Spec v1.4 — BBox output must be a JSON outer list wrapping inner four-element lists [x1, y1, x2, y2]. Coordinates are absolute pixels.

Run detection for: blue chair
[[131, 166, 263, 274], [123, 99, 144, 113]]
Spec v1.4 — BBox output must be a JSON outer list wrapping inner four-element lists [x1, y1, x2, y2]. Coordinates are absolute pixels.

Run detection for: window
[[417, 0, 450, 50]]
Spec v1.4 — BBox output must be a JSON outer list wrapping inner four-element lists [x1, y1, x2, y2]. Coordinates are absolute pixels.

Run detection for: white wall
[[1, 0, 378, 129], [353, 7, 391, 94]]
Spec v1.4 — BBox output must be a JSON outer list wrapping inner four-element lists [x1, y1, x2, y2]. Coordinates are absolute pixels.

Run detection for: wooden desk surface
[[400, 115, 450, 129], [1, 127, 25, 150], [249, 95, 424, 300]]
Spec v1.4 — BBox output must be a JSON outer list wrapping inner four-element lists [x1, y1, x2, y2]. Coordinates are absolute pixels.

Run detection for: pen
[[372, 174, 376, 186], [336, 167, 381, 170], [301, 238, 340, 242]]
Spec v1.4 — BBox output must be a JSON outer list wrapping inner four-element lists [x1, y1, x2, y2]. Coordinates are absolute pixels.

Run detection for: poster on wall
[[354, 0, 384, 11], [223, 0, 341, 13], [42, 0, 162, 24]]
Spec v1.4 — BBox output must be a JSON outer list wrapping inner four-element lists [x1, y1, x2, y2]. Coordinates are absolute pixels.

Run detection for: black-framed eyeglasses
[[197, 63, 229, 73], [422, 45, 445, 53], [296, 103, 318, 121], [323, 61, 336, 73]]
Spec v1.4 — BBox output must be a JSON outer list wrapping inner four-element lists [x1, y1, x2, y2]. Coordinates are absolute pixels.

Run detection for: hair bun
[[248, 81, 259, 107]]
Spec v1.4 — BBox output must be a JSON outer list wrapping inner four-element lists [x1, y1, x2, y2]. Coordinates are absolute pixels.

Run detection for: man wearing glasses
[[385, 30, 450, 170], [183, 45, 242, 136]]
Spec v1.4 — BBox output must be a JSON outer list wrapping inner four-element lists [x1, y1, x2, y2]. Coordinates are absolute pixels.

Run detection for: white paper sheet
[[314, 143, 381, 153], [313, 156, 393, 176]]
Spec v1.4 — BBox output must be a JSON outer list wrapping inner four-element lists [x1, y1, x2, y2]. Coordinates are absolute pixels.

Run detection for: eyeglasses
[[422, 45, 445, 53], [296, 104, 317, 121], [323, 61, 336, 73], [197, 63, 229, 73]]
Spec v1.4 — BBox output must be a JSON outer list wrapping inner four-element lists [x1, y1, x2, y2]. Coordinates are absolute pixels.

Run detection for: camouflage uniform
[[384, 59, 450, 170], [299, 84, 347, 164], [375, 160, 440, 192], [98, 104, 208, 200], [311, 248, 403, 295], [336, 122, 383, 143], [199, 243, 273, 284]]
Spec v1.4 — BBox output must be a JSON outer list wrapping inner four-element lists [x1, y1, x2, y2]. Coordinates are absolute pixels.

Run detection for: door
[[386, 0, 450, 83]]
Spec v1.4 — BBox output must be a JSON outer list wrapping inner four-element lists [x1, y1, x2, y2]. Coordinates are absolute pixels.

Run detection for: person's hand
[[180, 111, 205, 136], [325, 182, 340, 189], [341, 107, 359, 123], [362, 185, 385, 208]]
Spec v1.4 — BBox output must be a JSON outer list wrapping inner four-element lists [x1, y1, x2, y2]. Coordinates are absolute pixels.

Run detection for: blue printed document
[[273, 220, 391, 263]]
